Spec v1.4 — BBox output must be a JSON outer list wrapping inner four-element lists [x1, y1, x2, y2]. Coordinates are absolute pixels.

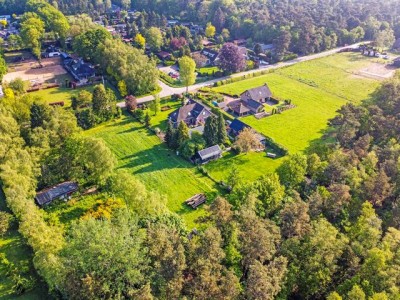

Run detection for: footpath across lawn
[[85, 114, 218, 228]]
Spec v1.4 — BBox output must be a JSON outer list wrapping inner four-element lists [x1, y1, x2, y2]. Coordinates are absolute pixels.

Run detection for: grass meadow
[[84, 114, 219, 227], [207, 52, 381, 179]]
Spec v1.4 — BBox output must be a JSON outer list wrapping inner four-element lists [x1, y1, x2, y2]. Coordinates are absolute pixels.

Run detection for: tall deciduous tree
[[146, 223, 186, 298], [20, 14, 45, 59], [234, 127, 261, 153], [277, 153, 307, 189], [146, 27, 163, 52], [205, 22, 216, 38], [179, 56, 196, 93], [218, 43, 246, 74], [61, 210, 150, 299]]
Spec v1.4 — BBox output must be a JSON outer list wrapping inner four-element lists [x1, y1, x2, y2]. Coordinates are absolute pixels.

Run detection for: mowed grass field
[[208, 53, 382, 180], [85, 114, 218, 227]]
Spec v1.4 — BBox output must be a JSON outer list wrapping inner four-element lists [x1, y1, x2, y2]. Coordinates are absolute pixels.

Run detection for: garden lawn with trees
[[213, 52, 380, 152], [84, 114, 218, 227], [204, 53, 381, 180]]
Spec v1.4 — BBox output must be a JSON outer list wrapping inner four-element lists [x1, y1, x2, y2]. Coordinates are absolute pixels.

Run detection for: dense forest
[[2, 0, 400, 57]]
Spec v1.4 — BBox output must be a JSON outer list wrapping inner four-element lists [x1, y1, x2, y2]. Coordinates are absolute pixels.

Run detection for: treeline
[[131, 0, 400, 57], [71, 23, 158, 95]]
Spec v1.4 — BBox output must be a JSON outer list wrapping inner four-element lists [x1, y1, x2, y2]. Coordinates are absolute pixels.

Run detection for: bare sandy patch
[[353, 62, 396, 80], [3, 63, 67, 83]]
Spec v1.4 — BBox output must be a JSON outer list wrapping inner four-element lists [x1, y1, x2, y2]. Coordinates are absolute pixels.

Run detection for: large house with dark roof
[[227, 83, 273, 116], [168, 100, 212, 128], [63, 57, 96, 84], [240, 84, 272, 103]]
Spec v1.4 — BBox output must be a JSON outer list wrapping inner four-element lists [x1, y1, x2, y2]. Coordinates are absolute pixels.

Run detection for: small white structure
[[0, 85, 4, 98]]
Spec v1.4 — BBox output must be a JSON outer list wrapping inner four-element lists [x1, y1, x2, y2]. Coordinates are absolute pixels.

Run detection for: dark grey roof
[[244, 98, 264, 110], [201, 48, 219, 61], [229, 119, 249, 133], [35, 181, 78, 206], [168, 100, 210, 124], [198, 145, 222, 160], [241, 84, 272, 101], [228, 100, 250, 115]]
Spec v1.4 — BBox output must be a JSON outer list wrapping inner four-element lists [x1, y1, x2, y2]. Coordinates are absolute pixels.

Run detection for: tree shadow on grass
[[119, 143, 193, 175]]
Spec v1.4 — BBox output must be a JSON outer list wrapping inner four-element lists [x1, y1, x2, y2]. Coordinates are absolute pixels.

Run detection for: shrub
[[164, 60, 176, 66], [0, 211, 13, 236]]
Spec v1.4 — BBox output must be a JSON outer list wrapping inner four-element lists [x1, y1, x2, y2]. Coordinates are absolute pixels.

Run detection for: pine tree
[[216, 111, 227, 144], [176, 121, 189, 148], [203, 115, 219, 146], [144, 112, 151, 127], [165, 121, 177, 149]]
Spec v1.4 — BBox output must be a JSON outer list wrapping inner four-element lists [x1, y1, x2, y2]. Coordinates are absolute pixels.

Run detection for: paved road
[[117, 43, 364, 107]]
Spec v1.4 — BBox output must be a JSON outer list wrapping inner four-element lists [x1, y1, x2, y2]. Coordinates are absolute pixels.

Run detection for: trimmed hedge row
[[213, 69, 272, 87], [264, 136, 288, 156]]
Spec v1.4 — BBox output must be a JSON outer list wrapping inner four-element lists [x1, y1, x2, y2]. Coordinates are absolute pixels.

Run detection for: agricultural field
[[207, 53, 383, 179], [84, 114, 219, 227]]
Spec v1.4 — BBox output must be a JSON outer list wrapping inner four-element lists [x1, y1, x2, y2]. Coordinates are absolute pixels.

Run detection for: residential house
[[228, 119, 266, 145], [196, 145, 222, 164], [227, 98, 264, 117], [35, 181, 78, 206], [201, 48, 219, 65], [227, 84, 273, 117], [233, 39, 246, 46], [157, 51, 172, 61], [64, 58, 96, 84], [168, 100, 212, 128], [240, 84, 272, 103]]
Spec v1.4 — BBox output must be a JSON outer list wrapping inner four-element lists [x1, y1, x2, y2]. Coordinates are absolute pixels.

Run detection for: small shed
[[196, 145, 222, 164], [35, 181, 78, 206], [185, 194, 207, 209]]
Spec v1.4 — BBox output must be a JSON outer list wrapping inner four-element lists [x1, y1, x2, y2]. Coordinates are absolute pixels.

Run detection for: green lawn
[[0, 191, 50, 300], [43, 194, 110, 227], [84, 114, 219, 228], [145, 98, 181, 131], [30, 85, 95, 107], [206, 53, 381, 180], [197, 66, 221, 75]]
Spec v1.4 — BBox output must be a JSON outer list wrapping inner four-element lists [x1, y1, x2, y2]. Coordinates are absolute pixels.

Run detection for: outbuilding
[[35, 181, 78, 206], [196, 145, 222, 164]]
